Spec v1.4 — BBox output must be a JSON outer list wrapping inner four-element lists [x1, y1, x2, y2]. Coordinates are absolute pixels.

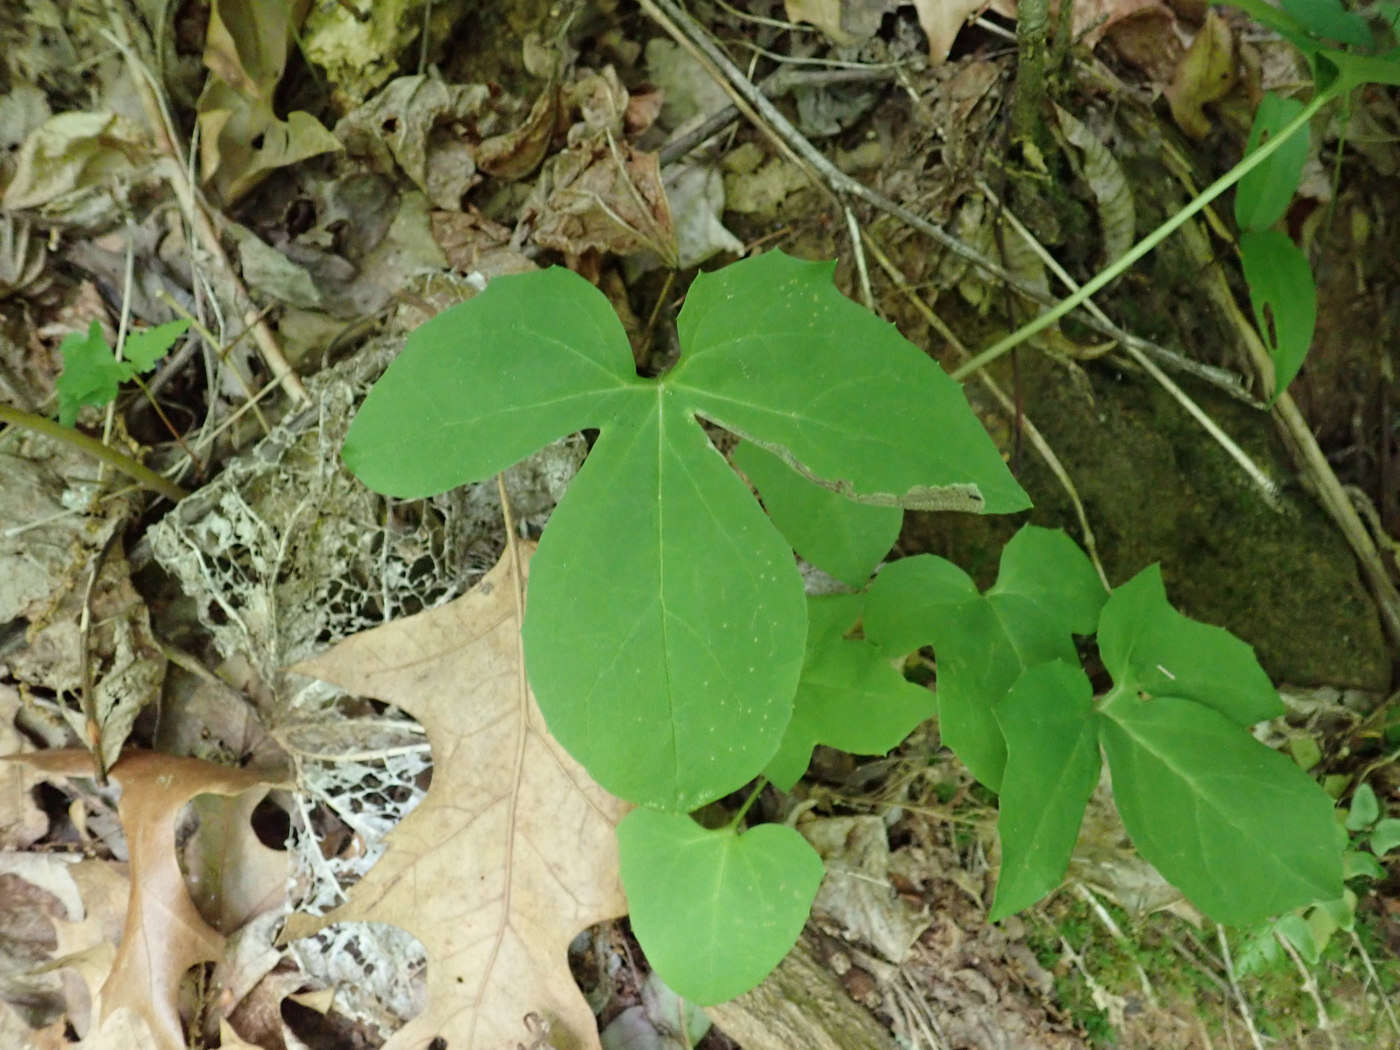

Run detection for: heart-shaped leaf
[[617, 807, 825, 1004]]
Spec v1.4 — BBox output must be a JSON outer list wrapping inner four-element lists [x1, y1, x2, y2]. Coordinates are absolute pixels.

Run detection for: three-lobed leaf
[[763, 594, 932, 790], [617, 808, 825, 1005], [733, 439, 901, 587], [863, 526, 1104, 789], [343, 252, 1027, 811]]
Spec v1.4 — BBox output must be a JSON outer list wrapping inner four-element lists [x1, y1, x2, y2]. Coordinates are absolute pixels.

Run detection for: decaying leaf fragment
[[1165, 9, 1238, 139], [283, 542, 629, 1050], [5, 749, 278, 1050]]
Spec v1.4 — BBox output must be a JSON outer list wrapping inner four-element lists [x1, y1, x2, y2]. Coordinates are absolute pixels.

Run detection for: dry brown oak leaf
[[8, 749, 277, 1050], [282, 541, 630, 1050]]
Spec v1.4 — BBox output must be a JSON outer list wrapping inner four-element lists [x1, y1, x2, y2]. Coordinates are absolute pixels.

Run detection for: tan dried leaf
[[1165, 9, 1237, 139], [12, 749, 277, 1050], [283, 542, 629, 1050]]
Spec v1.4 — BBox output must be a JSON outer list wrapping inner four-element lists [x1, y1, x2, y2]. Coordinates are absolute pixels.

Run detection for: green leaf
[[733, 439, 901, 587], [123, 318, 192, 372], [1342, 849, 1385, 880], [1347, 782, 1379, 829], [1276, 911, 1322, 962], [1098, 691, 1344, 925], [345, 253, 1027, 811], [990, 661, 1101, 920], [1240, 230, 1316, 402], [1234, 93, 1309, 233], [617, 808, 825, 1005], [864, 527, 1104, 790], [55, 321, 133, 427], [344, 267, 638, 498], [1368, 819, 1400, 857], [1097, 565, 1282, 726], [764, 594, 932, 791], [1282, 0, 1373, 46], [671, 254, 1030, 515], [524, 396, 806, 810], [1320, 46, 1400, 93]]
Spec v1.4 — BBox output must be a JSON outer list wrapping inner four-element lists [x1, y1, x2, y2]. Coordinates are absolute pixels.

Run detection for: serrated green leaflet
[[764, 594, 932, 790], [1098, 690, 1343, 924], [733, 440, 901, 587], [1234, 93, 1309, 233], [1239, 229, 1316, 402], [863, 526, 1104, 789], [617, 808, 825, 1005], [56, 322, 128, 426], [1098, 565, 1281, 726], [55, 318, 189, 426], [344, 252, 1026, 810], [990, 660, 1100, 920]]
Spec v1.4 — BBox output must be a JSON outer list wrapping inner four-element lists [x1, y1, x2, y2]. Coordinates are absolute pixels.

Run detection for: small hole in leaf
[[249, 794, 290, 850], [382, 117, 399, 134], [1261, 303, 1278, 348], [251, 132, 264, 150]]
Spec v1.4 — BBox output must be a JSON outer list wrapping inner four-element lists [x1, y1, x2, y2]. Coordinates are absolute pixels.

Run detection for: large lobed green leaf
[[617, 808, 825, 1005], [863, 527, 1104, 790], [763, 594, 932, 790], [343, 252, 1027, 811]]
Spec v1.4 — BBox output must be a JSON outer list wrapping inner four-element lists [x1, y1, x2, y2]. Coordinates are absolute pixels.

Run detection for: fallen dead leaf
[[1, 685, 50, 848], [1165, 8, 1238, 139], [9, 749, 279, 1050], [283, 541, 629, 1050]]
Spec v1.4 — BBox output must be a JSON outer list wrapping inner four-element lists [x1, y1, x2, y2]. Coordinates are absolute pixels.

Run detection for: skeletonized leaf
[[285, 543, 629, 1050], [617, 808, 824, 1005], [991, 661, 1101, 920], [764, 594, 931, 790], [1098, 691, 1344, 924], [1097, 564, 1281, 726], [734, 439, 901, 588]]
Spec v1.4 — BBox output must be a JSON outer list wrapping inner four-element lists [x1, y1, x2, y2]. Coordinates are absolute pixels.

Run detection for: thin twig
[[844, 208, 875, 309], [1216, 924, 1265, 1050], [1348, 929, 1400, 1038], [970, 181, 1282, 508], [1275, 930, 1340, 1050], [862, 230, 1110, 587]]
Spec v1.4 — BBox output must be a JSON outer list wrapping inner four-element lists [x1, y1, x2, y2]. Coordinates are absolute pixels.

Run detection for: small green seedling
[[345, 252, 1346, 1003], [55, 318, 190, 426]]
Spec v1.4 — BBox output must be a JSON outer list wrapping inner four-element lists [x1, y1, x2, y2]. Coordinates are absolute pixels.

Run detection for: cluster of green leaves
[[343, 251, 1347, 1005], [343, 251, 1028, 1003], [54, 318, 190, 426], [1227, 0, 1400, 398]]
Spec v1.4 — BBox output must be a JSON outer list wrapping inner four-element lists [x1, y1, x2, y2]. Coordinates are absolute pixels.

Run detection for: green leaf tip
[[343, 251, 1031, 812], [618, 807, 824, 1005]]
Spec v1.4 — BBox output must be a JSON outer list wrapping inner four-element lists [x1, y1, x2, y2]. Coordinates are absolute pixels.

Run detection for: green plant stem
[[0, 403, 187, 502], [727, 780, 767, 831], [951, 91, 1332, 383]]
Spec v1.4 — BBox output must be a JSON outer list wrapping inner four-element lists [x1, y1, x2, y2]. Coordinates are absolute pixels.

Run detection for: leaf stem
[[0, 402, 187, 502], [951, 90, 1333, 382], [726, 779, 767, 831]]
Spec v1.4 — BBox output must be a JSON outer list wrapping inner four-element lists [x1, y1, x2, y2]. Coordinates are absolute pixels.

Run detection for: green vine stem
[[0, 402, 187, 502], [951, 91, 1332, 382]]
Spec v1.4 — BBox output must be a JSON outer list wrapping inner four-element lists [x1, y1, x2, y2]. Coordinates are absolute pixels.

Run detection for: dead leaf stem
[[0, 402, 188, 502]]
